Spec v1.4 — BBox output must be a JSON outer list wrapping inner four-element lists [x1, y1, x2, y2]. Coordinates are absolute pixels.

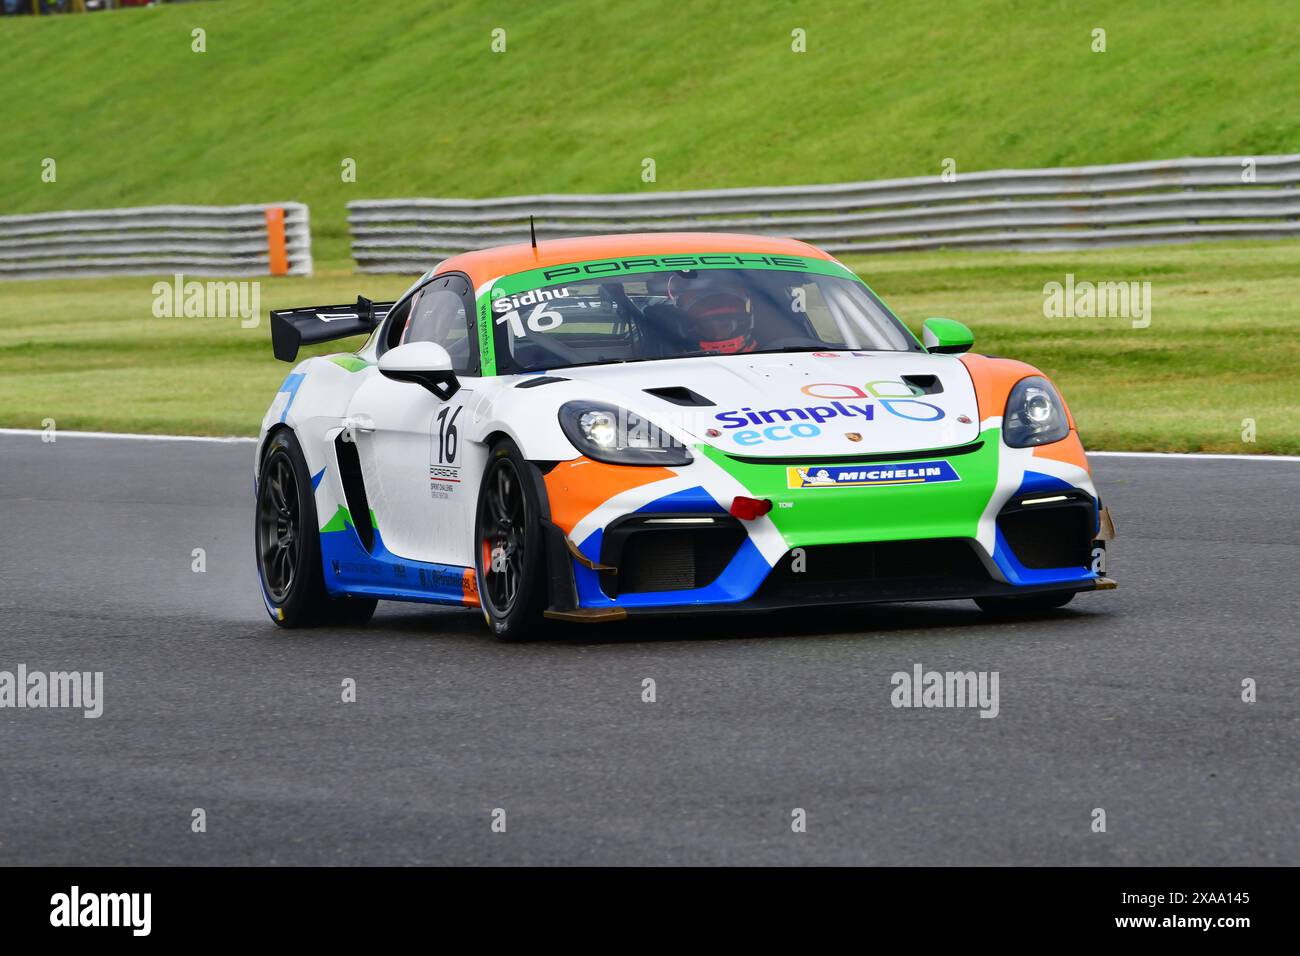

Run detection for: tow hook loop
[[730, 496, 773, 521]]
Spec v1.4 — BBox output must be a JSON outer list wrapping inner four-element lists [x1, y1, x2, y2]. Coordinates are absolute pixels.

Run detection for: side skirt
[[318, 512, 479, 608]]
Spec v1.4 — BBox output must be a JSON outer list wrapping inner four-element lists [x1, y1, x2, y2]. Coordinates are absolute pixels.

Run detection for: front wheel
[[975, 591, 1075, 614], [256, 429, 377, 628], [474, 439, 548, 641]]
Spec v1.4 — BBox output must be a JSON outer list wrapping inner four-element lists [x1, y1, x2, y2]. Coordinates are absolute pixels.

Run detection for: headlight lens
[[1003, 376, 1070, 447], [578, 409, 619, 449], [559, 401, 693, 466]]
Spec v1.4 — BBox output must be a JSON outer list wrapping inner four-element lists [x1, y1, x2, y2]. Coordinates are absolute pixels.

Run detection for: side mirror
[[378, 341, 460, 400], [922, 317, 974, 354]]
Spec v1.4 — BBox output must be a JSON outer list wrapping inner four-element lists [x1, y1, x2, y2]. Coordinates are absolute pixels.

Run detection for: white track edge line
[[1086, 450, 1300, 462], [1, 428, 1296, 460], [0, 428, 256, 444]]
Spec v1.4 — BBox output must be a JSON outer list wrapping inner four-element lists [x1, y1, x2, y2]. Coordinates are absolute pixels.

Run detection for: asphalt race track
[[1, 433, 1296, 866]]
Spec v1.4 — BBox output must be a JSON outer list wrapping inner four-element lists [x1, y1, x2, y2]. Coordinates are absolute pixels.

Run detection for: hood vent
[[515, 376, 569, 389], [643, 386, 714, 407], [901, 374, 943, 395]]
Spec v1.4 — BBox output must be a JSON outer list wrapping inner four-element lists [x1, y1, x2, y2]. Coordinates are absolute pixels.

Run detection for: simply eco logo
[[714, 379, 946, 446]]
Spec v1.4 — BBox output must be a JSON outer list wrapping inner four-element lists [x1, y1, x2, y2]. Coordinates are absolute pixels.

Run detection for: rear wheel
[[474, 439, 548, 641], [256, 429, 377, 628], [975, 591, 1075, 614]]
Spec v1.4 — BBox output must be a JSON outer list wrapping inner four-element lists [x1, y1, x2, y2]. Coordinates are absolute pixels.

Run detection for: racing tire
[[256, 429, 377, 628], [974, 591, 1075, 614], [474, 438, 549, 642]]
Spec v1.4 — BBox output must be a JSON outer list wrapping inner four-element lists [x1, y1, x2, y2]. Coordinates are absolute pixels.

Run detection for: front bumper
[[539, 430, 1114, 619]]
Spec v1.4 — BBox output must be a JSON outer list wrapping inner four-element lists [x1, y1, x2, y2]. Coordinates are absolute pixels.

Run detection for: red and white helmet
[[668, 275, 755, 354]]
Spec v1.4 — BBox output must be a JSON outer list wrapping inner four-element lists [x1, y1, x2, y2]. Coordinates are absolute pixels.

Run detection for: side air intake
[[334, 433, 375, 552]]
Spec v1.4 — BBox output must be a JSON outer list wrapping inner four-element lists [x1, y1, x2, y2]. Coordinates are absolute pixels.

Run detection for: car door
[[344, 273, 483, 568]]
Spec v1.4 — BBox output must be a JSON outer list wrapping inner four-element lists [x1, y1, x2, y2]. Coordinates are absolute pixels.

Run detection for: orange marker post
[[264, 206, 289, 276]]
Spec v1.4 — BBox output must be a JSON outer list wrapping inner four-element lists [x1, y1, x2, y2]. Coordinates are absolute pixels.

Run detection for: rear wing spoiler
[[269, 296, 396, 362]]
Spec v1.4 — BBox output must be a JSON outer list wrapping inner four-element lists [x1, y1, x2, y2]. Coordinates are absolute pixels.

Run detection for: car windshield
[[485, 257, 920, 373]]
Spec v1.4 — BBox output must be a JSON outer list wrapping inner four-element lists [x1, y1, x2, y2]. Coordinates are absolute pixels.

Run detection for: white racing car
[[256, 233, 1114, 640]]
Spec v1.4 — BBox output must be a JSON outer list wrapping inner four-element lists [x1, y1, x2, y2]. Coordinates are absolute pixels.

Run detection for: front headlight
[[1002, 376, 1070, 447], [558, 401, 694, 466]]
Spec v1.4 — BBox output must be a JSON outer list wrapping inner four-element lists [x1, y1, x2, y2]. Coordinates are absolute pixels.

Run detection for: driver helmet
[[668, 273, 756, 354]]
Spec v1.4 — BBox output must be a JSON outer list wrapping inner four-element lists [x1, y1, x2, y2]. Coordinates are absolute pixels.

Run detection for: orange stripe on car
[[958, 353, 1040, 421], [960, 354, 1082, 443], [435, 232, 833, 289], [461, 568, 480, 607], [543, 457, 675, 535], [1033, 432, 1091, 472]]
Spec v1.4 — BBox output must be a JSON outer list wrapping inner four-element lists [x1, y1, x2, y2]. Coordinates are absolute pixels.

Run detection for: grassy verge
[[1, 243, 1295, 453]]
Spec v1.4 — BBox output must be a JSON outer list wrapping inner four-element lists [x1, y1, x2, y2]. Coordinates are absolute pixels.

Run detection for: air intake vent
[[643, 386, 714, 407], [516, 376, 569, 389], [902, 374, 943, 395], [767, 539, 986, 587], [333, 433, 374, 552], [996, 492, 1094, 569], [598, 514, 744, 595], [754, 538, 995, 604]]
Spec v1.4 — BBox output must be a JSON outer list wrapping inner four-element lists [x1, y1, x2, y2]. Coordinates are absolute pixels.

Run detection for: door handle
[[341, 416, 376, 438]]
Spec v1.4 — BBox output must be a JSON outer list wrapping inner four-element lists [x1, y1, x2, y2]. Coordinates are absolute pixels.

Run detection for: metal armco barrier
[[347, 155, 1300, 272], [0, 202, 313, 280]]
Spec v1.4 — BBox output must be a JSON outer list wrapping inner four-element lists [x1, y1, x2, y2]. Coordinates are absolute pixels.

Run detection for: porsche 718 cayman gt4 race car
[[256, 233, 1115, 640]]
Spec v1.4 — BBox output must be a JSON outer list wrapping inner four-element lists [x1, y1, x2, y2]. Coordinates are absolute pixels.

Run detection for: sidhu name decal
[[788, 460, 960, 489]]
